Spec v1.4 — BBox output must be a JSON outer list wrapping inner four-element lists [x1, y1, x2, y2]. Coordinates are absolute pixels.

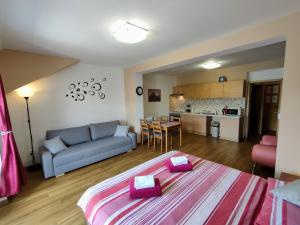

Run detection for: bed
[[77, 151, 299, 225]]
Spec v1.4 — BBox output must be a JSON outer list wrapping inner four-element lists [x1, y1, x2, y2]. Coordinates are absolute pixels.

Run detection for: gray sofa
[[39, 120, 137, 179]]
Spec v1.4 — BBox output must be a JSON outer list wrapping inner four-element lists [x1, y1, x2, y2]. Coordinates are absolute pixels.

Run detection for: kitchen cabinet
[[223, 80, 245, 97], [219, 117, 244, 142], [209, 83, 224, 98], [173, 85, 184, 94], [196, 83, 210, 98], [172, 80, 245, 99], [181, 114, 208, 135]]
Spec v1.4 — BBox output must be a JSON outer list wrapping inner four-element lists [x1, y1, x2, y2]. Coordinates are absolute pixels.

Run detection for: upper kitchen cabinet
[[173, 85, 184, 95], [223, 80, 245, 98], [209, 83, 224, 98], [196, 83, 210, 98], [172, 80, 245, 99]]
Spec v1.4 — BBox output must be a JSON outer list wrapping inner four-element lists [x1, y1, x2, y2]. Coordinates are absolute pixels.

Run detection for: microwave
[[226, 109, 239, 115]]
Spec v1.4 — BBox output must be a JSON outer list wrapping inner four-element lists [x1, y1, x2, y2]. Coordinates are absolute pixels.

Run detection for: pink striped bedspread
[[255, 178, 300, 225], [77, 151, 266, 225]]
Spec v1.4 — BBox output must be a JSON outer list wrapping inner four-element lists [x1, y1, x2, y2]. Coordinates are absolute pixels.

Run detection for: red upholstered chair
[[251, 135, 277, 174]]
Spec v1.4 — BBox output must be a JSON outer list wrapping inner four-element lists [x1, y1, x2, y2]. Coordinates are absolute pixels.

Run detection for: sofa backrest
[[46, 125, 91, 146], [90, 120, 119, 141]]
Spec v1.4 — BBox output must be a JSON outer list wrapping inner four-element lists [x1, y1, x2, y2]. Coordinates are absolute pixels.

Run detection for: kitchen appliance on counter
[[226, 109, 239, 116], [222, 106, 239, 116], [185, 104, 192, 113], [169, 112, 181, 122]]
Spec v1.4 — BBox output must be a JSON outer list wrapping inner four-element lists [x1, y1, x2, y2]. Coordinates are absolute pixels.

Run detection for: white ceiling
[[146, 42, 286, 76], [0, 0, 299, 67]]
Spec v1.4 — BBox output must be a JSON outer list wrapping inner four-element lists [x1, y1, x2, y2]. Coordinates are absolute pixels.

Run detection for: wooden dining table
[[149, 121, 182, 152]]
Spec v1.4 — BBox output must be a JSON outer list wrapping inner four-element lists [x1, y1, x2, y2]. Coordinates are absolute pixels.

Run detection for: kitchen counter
[[179, 112, 242, 119], [177, 112, 244, 142]]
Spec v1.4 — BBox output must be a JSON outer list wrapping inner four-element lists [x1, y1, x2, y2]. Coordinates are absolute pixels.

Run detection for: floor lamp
[[17, 87, 40, 171]]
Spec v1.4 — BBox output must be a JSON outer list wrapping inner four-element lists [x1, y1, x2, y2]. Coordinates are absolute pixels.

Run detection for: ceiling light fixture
[[201, 61, 221, 70], [112, 21, 149, 44]]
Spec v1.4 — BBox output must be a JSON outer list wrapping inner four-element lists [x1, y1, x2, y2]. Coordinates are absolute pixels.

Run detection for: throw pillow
[[114, 125, 129, 137], [44, 136, 67, 155], [272, 179, 300, 207]]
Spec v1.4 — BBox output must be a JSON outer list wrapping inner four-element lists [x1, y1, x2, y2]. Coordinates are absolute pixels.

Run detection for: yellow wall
[[176, 58, 284, 85], [125, 11, 300, 177]]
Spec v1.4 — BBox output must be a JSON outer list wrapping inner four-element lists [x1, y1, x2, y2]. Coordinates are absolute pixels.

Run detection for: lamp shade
[[17, 86, 34, 98]]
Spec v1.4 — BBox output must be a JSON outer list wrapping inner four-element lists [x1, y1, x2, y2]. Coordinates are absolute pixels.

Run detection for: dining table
[[149, 121, 182, 152]]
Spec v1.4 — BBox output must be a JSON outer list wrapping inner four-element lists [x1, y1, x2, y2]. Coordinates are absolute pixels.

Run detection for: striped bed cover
[[77, 151, 266, 225], [255, 178, 300, 225]]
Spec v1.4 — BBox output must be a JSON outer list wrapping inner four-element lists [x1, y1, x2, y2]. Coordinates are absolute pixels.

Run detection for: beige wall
[[0, 49, 78, 93], [176, 58, 284, 85], [125, 11, 300, 177], [7, 63, 126, 166], [143, 74, 177, 118]]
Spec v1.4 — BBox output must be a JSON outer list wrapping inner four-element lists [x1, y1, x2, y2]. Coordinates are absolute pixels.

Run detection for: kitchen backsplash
[[170, 97, 246, 115]]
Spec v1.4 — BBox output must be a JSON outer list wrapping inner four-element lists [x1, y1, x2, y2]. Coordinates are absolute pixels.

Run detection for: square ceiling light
[[112, 22, 149, 44], [201, 61, 222, 69]]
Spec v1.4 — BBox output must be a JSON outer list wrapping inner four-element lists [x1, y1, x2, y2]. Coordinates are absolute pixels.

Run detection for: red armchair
[[251, 135, 277, 174]]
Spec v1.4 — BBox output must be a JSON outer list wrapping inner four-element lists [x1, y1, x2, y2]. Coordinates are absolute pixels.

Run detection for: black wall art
[[65, 77, 107, 102]]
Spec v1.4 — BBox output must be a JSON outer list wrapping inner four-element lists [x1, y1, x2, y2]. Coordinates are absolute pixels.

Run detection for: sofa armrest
[[128, 132, 137, 149], [252, 144, 276, 168], [39, 146, 55, 179], [260, 135, 277, 146]]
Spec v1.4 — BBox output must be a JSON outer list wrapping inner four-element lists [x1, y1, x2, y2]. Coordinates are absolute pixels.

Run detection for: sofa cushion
[[90, 121, 119, 140], [43, 136, 67, 155], [53, 136, 131, 167], [46, 125, 91, 146], [114, 125, 129, 137]]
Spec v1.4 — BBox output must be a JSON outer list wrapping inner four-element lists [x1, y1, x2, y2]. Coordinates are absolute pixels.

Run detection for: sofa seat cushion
[[46, 125, 91, 146], [53, 136, 132, 167], [90, 121, 119, 140]]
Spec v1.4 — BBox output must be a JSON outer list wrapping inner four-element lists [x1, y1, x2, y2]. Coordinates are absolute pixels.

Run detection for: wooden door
[[209, 83, 224, 98], [262, 82, 281, 135], [223, 80, 245, 98]]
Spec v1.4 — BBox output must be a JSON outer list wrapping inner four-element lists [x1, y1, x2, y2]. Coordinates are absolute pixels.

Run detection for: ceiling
[[146, 42, 286, 76], [0, 1, 299, 67]]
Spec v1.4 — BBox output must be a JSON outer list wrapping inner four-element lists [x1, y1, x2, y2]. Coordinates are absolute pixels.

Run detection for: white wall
[[143, 74, 177, 118], [7, 63, 126, 166], [248, 67, 284, 82]]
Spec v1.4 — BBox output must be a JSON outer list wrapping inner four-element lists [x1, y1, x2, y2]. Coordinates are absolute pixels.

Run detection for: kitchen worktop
[[175, 112, 242, 119]]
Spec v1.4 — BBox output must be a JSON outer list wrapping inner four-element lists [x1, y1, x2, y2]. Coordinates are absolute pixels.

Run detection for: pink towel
[[165, 159, 193, 172], [130, 178, 162, 199]]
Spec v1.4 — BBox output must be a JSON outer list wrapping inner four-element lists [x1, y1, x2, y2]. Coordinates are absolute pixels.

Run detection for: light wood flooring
[[0, 133, 273, 225]]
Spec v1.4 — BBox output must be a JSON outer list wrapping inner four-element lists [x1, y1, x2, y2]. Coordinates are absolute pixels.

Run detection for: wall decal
[[65, 77, 107, 102]]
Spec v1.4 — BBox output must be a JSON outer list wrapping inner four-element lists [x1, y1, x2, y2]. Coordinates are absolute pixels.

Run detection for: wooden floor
[[0, 133, 273, 225]]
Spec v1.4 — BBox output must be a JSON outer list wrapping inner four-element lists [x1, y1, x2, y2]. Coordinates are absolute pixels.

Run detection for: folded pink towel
[[166, 159, 193, 172], [130, 178, 162, 199]]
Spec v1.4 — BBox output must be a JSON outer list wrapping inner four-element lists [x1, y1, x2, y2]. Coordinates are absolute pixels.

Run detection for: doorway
[[249, 81, 281, 137]]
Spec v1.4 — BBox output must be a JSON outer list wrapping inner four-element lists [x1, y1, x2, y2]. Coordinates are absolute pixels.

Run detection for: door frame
[[245, 79, 282, 138]]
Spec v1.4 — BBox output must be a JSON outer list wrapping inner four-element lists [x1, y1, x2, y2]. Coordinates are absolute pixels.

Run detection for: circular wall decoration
[[136, 86, 143, 96]]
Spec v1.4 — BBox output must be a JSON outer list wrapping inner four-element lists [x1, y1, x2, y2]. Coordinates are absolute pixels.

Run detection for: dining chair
[[140, 119, 152, 148], [152, 121, 172, 153]]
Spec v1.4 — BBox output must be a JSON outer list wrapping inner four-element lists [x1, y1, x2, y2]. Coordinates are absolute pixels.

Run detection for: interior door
[[262, 82, 281, 135]]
